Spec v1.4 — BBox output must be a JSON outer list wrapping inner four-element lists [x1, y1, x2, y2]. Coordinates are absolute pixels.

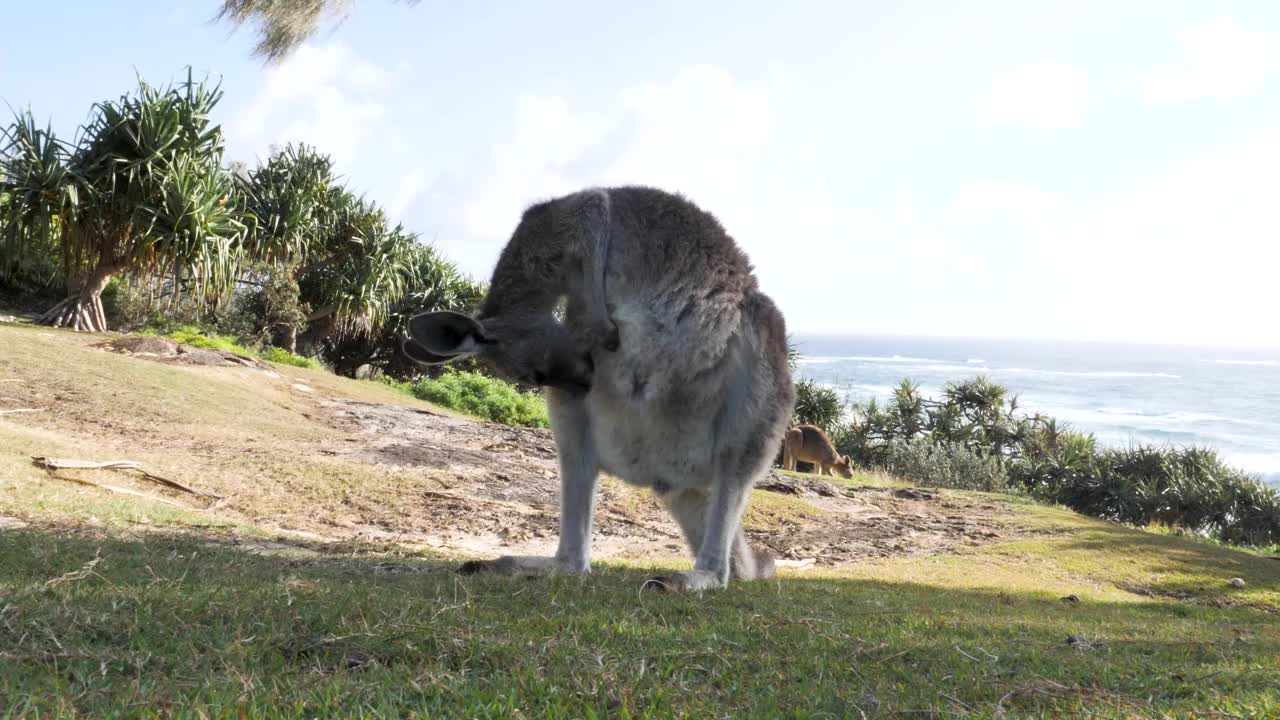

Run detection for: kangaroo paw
[[753, 548, 777, 580], [642, 569, 726, 593]]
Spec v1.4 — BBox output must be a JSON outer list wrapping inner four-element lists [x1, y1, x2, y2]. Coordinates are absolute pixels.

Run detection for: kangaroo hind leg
[[653, 488, 772, 584]]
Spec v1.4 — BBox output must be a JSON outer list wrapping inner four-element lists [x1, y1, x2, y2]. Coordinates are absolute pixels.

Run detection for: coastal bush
[[133, 323, 324, 369], [878, 437, 1009, 492], [260, 346, 323, 369], [387, 369, 549, 428], [819, 373, 1280, 546], [792, 379, 842, 432], [1012, 442, 1280, 546]]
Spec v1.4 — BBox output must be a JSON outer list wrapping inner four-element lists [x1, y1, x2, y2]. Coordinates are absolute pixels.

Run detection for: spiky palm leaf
[[216, 0, 420, 63], [0, 113, 77, 287], [237, 143, 335, 264], [317, 242, 486, 377], [792, 379, 843, 433], [2, 69, 247, 331], [294, 193, 415, 337]]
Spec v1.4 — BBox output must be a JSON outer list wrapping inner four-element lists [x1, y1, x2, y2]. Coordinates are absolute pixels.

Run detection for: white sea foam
[[1036, 405, 1268, 429], [845, 384, 900, 396], [905, 363, 991, 373], [798, 354, 943, 365], [995, 368, 1180, 379], [1217, 451, 1280, 479], [1212, 359, 1279, 367], [798, 355, 1177, 379]]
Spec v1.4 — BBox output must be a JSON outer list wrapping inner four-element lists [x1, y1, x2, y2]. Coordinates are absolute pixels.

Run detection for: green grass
[[385, 369, 549, 428], [4, 324, 1280, 717], [139, 323, 324, 369], [2, 523, 1277, 718], [260, 345, 324, 369], [144, 323, 253, 354]]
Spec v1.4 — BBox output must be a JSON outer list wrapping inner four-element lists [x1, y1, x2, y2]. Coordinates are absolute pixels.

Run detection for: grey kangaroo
[[404, 186, 795, 592], [782, 424, 853, 479]]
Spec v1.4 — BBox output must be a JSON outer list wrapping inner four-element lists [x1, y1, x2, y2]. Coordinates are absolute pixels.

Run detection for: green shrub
[[792, 379, 842, 432], [814, 372, 1280, 547], [1011, 443, 1280, 546], [260, 346, 323, 369], [391, 370, 548, 428], [225, 263, 310, 350], [134, 321, 323, 370], [878, 437, 1009, 492], [146, 324, 252, 355]]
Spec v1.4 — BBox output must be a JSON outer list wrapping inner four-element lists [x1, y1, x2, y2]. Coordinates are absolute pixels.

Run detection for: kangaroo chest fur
[[576, 298, 752, 495], [586, 380, 717, 494]]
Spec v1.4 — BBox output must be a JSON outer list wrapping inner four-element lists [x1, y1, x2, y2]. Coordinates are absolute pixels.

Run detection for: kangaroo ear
[[402, 338, 458, 366], [406, 311, 490, 362]]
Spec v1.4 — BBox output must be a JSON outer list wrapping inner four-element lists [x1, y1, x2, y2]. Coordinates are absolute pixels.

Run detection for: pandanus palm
[[237, 143, 334, 265], [319, 243, 487, 377], [217, 0, 420, 63], [238, 143, 419, 350], [0, 70, 245, 332], [297, 195, 417, 337]]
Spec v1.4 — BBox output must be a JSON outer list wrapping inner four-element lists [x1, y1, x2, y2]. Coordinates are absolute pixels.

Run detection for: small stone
[[1066, 635, 1092, 650], [1061, 594, 1080, 604], [1230, 577, 1246, 588], [0, 515, 29, 530]]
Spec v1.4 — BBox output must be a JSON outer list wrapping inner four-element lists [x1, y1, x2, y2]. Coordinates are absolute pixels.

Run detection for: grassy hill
[[1, 323, 1278, 718]]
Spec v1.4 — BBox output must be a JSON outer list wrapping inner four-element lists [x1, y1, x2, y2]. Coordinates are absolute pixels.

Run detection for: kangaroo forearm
[[566, 190, 617, 343]]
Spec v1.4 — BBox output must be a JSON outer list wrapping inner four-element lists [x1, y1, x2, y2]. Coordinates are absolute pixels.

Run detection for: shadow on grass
[[1040, 521, 1280, 605], [2, 522, 1278, 719]]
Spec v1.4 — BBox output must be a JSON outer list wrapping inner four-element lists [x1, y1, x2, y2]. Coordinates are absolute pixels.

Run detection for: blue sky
[[4, 1, 1280, 346]]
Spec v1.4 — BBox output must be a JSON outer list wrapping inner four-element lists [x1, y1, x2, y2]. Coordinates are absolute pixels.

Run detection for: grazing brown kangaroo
[[782, 424, 853, 479], [403, 186, 795, 592]]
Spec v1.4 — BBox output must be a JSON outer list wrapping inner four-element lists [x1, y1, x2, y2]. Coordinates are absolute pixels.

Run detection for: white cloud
[[604, 65, 772, 193], [902, 204, 985, 274], [430, 61, 1278, 345], [1133, 17, 1280, 103], [976, 62, 1088, 129], [455, 64, 777, 270], [460, 95, 611, 241], [952, 134, 1280, 345], [386, 168, 430, 223], [225, 43, 394, 170], [947, 181, 1066, 222]]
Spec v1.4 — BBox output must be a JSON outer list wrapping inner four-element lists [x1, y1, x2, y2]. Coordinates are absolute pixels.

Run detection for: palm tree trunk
[[39, 264, 116, 332]]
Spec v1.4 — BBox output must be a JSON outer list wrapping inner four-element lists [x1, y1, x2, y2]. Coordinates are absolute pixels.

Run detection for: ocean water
[[793, 335, 1280, 486]]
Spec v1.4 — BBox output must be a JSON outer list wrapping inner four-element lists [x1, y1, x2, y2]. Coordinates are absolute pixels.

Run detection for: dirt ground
[[4, 330, 1041, 572], [305, 393, 1035, 570]]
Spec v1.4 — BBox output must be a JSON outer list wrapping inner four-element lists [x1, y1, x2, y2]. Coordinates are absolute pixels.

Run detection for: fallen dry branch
[[31, 456, 225, 511], [42, 472, 193, 509], [32, 457, 222, 498], [0, 408, 43, 415]]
